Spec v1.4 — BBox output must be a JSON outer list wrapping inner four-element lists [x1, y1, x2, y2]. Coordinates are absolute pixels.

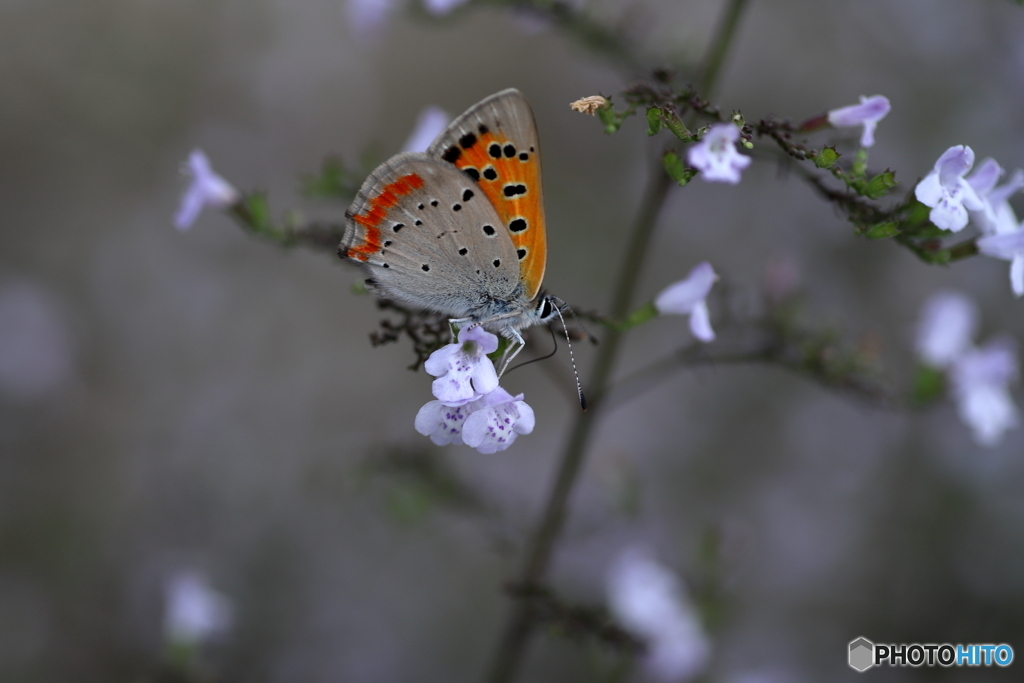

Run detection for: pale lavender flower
[[914, 145, 985, 232], [174, 150, 239, 230], [654, 262, 718, 342], [915, 291, 1020, 446], [401, 106, 450, 153], [347, 0, 396, 34], [415, 386, 535, 453], [950, 340, 1019, 447], [607, 548, 710, 682], [423, 0, 470, 15], [424, 326, 499, 406], [461, 387, 535, 454], [415, 400, 471, 446], [163, 571, 233, 647], [967, 159, 1024, 236], [977, 229, 1024, 297], [916, 291, 977, 368], [687, 123, 751, 184], [827, 95, 890, 148]]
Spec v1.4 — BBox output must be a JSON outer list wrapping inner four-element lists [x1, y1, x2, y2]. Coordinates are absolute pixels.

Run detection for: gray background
[[2, 0, 1023, 681]]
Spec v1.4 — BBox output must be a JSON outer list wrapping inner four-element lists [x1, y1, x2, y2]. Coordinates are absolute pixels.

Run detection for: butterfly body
[[341, 89, 558, 361]]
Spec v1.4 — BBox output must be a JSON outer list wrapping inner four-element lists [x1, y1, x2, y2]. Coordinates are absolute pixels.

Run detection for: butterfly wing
[[342, 153, 524, 320], [426, 89, 547, 301]]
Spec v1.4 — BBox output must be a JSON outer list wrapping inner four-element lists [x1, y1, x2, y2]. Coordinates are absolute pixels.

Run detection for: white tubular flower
[[174, 150, 239, 230], [914, 145, 985, 233], [654, 262, 719, 342]]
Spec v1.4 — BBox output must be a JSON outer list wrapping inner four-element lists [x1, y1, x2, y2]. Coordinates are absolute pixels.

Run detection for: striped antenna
[[550, 298, 586, 411]]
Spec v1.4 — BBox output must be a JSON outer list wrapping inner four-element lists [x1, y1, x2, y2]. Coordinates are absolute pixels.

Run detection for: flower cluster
[[414, 326, 535, 453], [915, 147, 1024, 295], [917, 291, 1019, 446]]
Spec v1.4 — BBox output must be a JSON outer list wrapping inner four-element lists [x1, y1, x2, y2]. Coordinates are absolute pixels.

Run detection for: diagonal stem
[[482, 1, 752, 681]]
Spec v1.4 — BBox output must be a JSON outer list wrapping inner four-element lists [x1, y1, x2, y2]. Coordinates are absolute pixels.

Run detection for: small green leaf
[[863, 221, 899, 239], [911, 364, 945, 406], [662, 151, 697, 186], [646, 107, 663, 136], [598, 104, 633, 134], [243, 193, 273, 232], [619, 301, 658, 331], [862, 170, 897, 199], [814, 146, 840, 169]]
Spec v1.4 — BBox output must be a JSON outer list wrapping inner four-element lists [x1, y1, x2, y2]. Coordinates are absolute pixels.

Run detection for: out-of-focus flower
[[916, 291, 977, 368], [827, 95, 890, 148], [607, 548, 710, 682], [654, 262, 718, 342], [174, 150, 239, 230], [966, 159, 1024, 235], [950, 340, 1020, 447], [423, 0, 470, 15], [0, 282, 73, 400], [163, 571, 233, 647], [914, 145, 985, 232], [346, 0, 396, 34], [424, 326, 499, 406], [915, 291, 1020, 446], [687, 123, 751, 184], [570, 95, 609, 115], [977, 228, 1024, 297], [401, 106, 450, 153]]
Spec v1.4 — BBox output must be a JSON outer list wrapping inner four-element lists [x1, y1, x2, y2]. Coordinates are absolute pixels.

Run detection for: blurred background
[[2, 0, 1024, 681]]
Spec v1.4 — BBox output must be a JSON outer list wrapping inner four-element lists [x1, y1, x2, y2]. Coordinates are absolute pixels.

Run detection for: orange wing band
[[346, 173, 424, 262]]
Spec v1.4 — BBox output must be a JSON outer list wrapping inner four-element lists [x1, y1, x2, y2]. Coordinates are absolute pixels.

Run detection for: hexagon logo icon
[[849, 637, 874, 672]]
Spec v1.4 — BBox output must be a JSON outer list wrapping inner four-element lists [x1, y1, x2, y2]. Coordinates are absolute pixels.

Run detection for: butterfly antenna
[[550, 300, 587, 411]]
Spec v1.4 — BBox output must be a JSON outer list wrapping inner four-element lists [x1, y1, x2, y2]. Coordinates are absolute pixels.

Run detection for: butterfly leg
[[494, 328, 525, 376]]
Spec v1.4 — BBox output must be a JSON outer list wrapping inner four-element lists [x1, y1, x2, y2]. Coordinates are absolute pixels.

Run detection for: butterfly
[[340, 89, 560, 371]]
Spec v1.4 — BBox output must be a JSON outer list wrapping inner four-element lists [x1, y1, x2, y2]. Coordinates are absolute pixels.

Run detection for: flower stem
[[482, 2, 751, 681]]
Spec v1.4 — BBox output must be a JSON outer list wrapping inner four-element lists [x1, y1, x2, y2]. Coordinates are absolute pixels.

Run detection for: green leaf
[[863, 221, 900, 239], [646, 107, 663, 136], [598, 104, 633, 134], [862, 170, 897, 199], [243, 193, 273, 232], [814, 146, 840, 169], [911, 364, 946, 406], [619, 301, 658, 331], [662, 151, 697, 186]]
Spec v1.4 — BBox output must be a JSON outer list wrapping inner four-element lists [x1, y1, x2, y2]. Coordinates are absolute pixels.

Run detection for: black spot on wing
[[442, 147, 461, 163], [483, 167, 497, 181], [509, 218, 527, 232], [482, 225, 495, 236], [421, 264, 430, 272], [462, 189, 474, 201], [517, 248, 527, 260], [463, 167, 480, 181], [488, 143, 502, 159], [503, 144, 516, 158], [503, 184, 527, 198], [493, 259, 501, 268], [459, 132, 477, 149], [458, 247, 468, 255]]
